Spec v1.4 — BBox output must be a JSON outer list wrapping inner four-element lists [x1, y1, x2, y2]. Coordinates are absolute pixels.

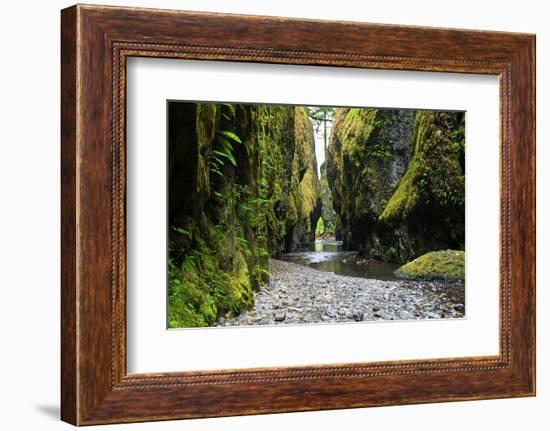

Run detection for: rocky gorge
[[167, 102, 466, 328]]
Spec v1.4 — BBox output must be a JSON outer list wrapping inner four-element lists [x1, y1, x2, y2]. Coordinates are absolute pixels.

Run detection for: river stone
[[399, 310, 413, 320], [274, 311, 286, 322], [218, 258, 464, 327], [352, 310, 364, 321], [324, 308, 335, 318]]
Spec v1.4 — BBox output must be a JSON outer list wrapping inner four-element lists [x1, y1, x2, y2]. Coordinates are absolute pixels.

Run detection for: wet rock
[[274, 311, 286, 322]]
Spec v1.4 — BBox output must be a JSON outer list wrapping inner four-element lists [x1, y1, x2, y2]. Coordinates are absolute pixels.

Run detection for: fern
[[219, 130, 242, 144]]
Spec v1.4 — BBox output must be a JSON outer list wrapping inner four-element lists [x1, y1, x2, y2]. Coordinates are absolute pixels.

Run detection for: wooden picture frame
[[61, 4, 535, 425]]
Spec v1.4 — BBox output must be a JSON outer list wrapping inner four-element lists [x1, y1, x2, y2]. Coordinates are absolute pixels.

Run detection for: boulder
[[395, 250, 465, 280]]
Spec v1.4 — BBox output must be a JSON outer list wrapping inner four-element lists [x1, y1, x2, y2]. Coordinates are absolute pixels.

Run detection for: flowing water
[[279, 240, 401, 281]]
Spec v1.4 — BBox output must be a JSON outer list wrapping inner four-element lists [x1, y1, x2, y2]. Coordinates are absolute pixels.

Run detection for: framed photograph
[[61, 4, 535, 425]]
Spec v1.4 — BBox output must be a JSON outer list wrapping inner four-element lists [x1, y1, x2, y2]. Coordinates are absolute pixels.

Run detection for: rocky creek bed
[[217, 258, 465, 327]]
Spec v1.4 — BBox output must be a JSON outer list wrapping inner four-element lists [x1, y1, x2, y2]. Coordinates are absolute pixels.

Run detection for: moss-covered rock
[[326, 108, 416, 260], [379, 111, 465, 260], [395, 250, 465, 280], [284, 107, 322, 251], [318, 162, 339, 238], [326, 108, 465, 263], [167, 102, 320, 328]]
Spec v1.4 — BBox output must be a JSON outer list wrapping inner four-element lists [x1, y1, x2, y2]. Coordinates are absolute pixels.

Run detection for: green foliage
[[207, 130, 239, 182], [318, 162, 337, 235], [386, 246, 397, 260], [172, 226, 190, 236], [298, 170, 318, 215], [315, 217, 325, 236], [306, 106, 336, 153], [307, 106, 336, 126], [380, 111, 465, 222], [395, 250, 465, 280], [218, 130, 242, 143], [327, 107, 401, 226], [168, 102, 321, 328], [327, 107, 465, 263], [168, 223, 254, 328], [367, 145, 392, 159]]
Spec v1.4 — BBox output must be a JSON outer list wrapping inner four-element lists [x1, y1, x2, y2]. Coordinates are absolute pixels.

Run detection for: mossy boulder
[[167, 102, 320, 328], [395, 250, 465, 280]]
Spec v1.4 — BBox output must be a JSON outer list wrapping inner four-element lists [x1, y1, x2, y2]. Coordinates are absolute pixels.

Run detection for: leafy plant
[[172, 226, 190, 236], [315, 217, 325, 236]]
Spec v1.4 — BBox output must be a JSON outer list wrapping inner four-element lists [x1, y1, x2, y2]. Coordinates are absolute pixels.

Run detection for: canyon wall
[[167, 102, 320, 327], [326, 108, 465, 263]]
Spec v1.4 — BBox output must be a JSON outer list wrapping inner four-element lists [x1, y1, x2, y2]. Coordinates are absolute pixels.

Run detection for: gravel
[[217, 258, 465, 327]]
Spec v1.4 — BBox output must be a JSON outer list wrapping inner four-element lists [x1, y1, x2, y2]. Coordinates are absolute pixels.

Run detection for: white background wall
[[0, 0, 546, 429]]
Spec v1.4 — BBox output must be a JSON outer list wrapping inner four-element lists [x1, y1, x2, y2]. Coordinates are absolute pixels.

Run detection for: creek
[[279, 240, 401, 281]]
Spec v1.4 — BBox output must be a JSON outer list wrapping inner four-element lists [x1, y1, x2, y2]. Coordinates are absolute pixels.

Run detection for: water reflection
[[280, 240, 400, 281]]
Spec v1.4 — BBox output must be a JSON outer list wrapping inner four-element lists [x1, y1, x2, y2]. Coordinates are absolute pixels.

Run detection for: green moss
[[277, 107, 321, 251], [328, 108, 411, 222], [395, 250, 465, 280], [220, 250, 253, 314], [168, 102, 321, 328], [326, 108, 416, 258], [380, 111, 465, 223], [327, 107, 464, 263], [196, 104, 219, 195], [298, 170, 317, 216], [318, 163, 337, 235], [168, 223, 255, 329]]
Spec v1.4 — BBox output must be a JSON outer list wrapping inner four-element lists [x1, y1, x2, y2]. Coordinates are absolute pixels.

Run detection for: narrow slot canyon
[[167, 102, 465, 328]]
